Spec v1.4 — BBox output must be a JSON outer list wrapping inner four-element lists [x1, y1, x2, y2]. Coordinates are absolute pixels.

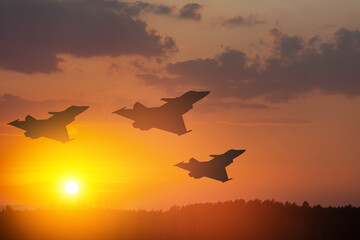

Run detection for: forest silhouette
[[1, 199, 359, 240]]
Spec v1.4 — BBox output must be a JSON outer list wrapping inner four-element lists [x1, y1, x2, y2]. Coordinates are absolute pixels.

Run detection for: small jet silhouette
[[175, 149, 246, 182], [113, 91, 210, 135], [7, 106, 89, 143]]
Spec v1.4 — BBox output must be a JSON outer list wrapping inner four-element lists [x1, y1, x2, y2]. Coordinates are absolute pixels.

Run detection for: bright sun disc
[[65, 181, 79, 194]]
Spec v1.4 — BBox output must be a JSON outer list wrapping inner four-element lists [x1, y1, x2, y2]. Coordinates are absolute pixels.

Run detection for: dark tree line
[[0, 199, 359, 240]]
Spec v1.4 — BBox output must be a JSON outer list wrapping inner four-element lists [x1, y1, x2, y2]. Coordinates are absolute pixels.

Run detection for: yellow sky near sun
[[1, 91, 359, 209]]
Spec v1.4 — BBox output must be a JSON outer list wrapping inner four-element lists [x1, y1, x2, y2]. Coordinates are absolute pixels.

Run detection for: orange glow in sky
[[0, 0, 359, 210]]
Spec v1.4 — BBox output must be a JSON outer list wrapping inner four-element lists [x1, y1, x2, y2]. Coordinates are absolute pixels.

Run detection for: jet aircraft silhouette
[[8, 106, 89, 143], [175, 149, 246, 182], [113, 91, 210, 135]]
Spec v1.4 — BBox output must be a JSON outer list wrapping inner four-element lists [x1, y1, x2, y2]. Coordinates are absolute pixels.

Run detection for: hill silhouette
[[0, 199, 359, 240]]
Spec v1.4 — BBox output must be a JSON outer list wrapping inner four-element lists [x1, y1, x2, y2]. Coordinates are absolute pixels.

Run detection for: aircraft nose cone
[[199, 91, 210, 98], [76, 106, 89, 113], [236, 150, 246, 155], [229, 149, 246, 156], [184, 90, 210, 102], [65, 106, 89, 116], [174, 161, 185, 168], [7, 119, 19, 126], [112, 107, 126, 115], [192, 91, 210, 101]]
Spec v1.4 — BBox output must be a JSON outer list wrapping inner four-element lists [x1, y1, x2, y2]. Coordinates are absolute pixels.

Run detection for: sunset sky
[[0, 0, 359, 209]]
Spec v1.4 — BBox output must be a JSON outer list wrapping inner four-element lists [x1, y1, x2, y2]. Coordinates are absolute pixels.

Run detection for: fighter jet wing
[[41, 125, 71, 143], [153, 114, 190, 135], [205, 167, 231, 182]]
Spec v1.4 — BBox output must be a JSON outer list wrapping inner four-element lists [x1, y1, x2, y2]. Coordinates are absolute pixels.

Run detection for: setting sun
[[0, 0, 359, 239], [65, 181, 79, 194]]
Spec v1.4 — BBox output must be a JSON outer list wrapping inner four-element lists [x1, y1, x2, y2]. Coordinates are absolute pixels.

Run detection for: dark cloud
[[270, 29, 304, 58], [116, 1, 173, 16], [130, 60, 159, 74], [221, 15, 266, 27], [138, 28, 360, 102], [120, 2, 205, 22], [0, 0, 177, 74], [179, 3, 202, 21]]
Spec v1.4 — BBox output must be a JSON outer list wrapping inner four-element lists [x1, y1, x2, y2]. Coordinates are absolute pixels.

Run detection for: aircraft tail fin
[[133, 102, 147, 110]]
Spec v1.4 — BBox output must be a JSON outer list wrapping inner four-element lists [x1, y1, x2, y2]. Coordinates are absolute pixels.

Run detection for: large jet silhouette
[[8, 106, 89, 143], [113, 91, 210, 135], [175, 149, 246, 182]]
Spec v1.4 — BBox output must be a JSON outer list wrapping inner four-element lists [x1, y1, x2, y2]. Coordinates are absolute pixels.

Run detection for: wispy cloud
[[178, 3, 203, 21], [219, 118, 315, 127], [221, 15, 266, 27]]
